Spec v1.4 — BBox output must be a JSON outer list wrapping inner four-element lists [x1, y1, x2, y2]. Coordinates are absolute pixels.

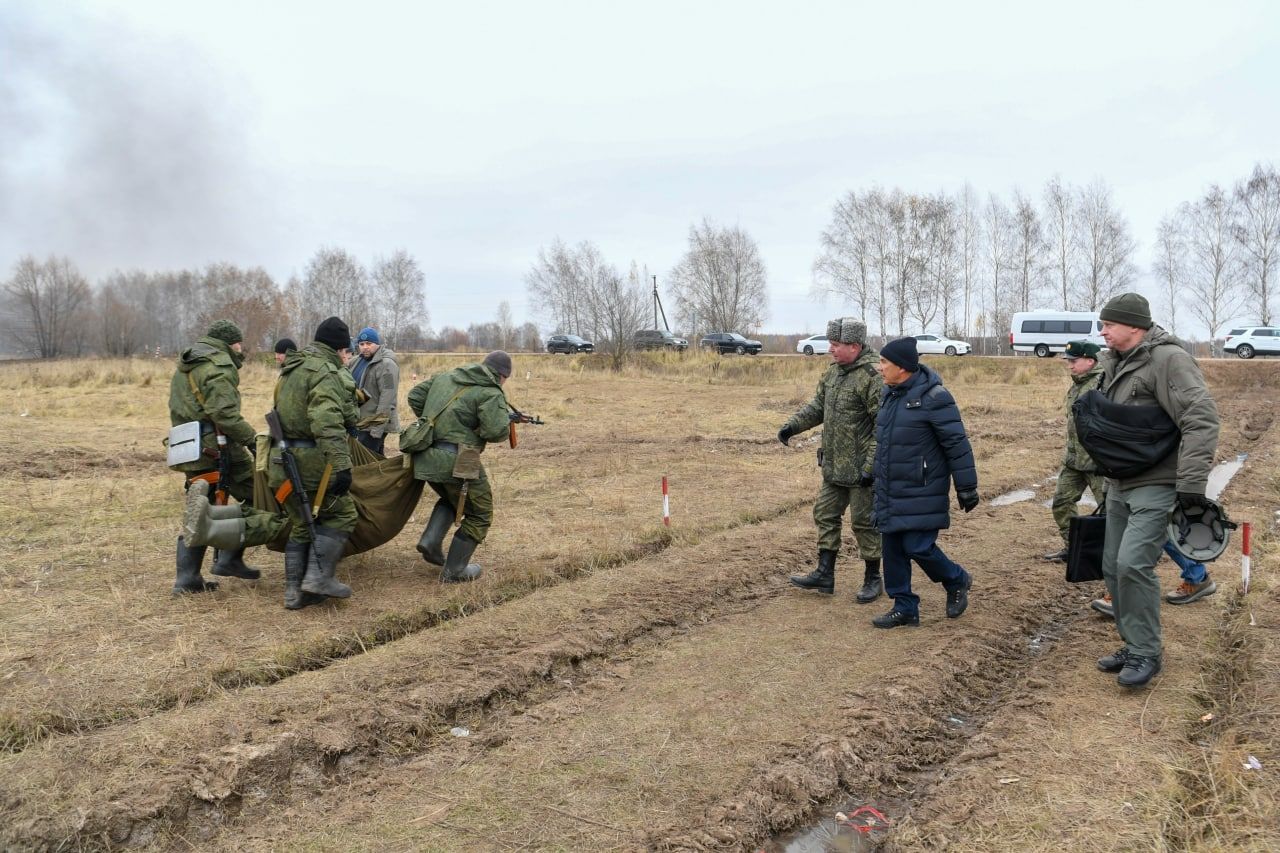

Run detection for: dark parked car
[[700, 332, 763, 355], [546, 334, 594, 354], [634, 329, 689, 351]]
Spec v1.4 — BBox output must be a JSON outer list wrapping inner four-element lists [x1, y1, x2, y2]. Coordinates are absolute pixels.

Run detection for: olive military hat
[[206, 320, 243, 346], [1061, 340, 1102, 360]]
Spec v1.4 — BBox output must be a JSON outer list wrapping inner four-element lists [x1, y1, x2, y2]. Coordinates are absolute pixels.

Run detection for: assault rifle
[[507, 407, 544, 449], [265, 409, 319, 546], [213, 429, 232, 506]]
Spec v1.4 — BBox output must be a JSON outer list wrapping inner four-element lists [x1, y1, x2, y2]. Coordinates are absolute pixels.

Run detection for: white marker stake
[[662, 476, 671, 527]]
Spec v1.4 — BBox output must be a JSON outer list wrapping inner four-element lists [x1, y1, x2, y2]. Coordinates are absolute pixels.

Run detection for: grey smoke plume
[[0, 6, 256, 275]]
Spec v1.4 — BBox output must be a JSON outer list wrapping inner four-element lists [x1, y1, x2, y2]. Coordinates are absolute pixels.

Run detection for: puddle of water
[[1207, 457, 1245, 501], [991, 489, 1036, 507], [762, 799, 901, 853]]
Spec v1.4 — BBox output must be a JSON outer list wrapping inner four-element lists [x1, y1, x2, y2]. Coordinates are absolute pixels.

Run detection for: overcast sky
[[1, 0, 1276, 337]]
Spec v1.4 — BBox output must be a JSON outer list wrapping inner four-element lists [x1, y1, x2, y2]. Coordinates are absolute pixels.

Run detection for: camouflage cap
[[825, 318, 842, 340], [206, 320, 243, 346], [1062, 340, 1101, 360], [837, 318, 867, 345]]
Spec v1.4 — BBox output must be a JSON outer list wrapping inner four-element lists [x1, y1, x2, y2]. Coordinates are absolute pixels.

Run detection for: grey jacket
[[348, 345, 400, 436], [1097, 326, 1219, 494]]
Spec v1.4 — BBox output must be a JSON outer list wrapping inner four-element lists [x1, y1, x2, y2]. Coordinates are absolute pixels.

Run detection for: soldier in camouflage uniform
[[168, 320, 286, 594], [778, 318, 884, 601], [266, 316, 360, 607], [408, 351, 514, 583], [1044, 340, 1107, 561]]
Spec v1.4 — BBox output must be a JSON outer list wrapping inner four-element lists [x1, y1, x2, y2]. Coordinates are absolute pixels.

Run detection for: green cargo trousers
[[283, 490, 358, 544], [428, 477, 494, 544], [1051, 465, 1107, 544], [813, 480, 882, 559], [1101, 483, 1176, 659]]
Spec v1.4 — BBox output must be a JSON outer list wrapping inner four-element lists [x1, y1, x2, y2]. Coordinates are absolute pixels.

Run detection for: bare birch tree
[[1042, 176, 1077, 310], [668, 218, 768, 334], [1233, 162, 1280, 325], [1182, 185, 1245, 355], [1076, 180, 1137, 309], [1011, 190, 1047, 311], [298, 247, 370, 340], [372, 249, 427, 348], [957, 184, 981, 337], [2, 255, 91, 358], [1152, 214, 1187, 337], [525, 238, 587, 335], [983, 195, 1016, 349], [813, 190, 878, 325]]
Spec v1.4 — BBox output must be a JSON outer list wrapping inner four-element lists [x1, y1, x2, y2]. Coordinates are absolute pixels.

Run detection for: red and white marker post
[[662, 475, 671, 527], [1241, 521, 1252, 594]]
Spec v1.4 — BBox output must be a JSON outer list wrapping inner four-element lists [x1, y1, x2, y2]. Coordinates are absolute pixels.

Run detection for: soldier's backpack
[[398, 388, 467, 454]]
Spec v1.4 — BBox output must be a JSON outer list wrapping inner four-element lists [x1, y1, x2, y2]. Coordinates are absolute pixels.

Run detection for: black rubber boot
[[212, 547, 261, 580], [173, 536, 218, 595], [283, 542, 324, 609], [300, 526, 352, 599], [441, 531, 483, 583], [855, 559, 882, 603], [789, 549, 837, 594], [415, 500, 453, 567]]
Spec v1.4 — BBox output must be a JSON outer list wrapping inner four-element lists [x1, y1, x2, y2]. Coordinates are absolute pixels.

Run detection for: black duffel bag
[[1071, 389, 1181, 480], [1066, 507, 1106, 583]]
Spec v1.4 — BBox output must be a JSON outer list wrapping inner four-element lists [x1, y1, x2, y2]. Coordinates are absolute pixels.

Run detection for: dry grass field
[[0, 351, 1276, 851]]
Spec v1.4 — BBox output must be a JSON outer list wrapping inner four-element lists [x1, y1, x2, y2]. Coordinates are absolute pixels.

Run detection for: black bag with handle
[[1065, 506, 1107, 583]]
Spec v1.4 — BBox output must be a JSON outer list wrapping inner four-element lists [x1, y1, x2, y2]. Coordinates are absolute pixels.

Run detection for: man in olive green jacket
[[778, 317, 883, 601], [267, 317, 360, 607], [1044, 340, 1107, 561], [1094, 293, 1219, 689], [168, 320, 285, 594], [408, 351, 514, 582]]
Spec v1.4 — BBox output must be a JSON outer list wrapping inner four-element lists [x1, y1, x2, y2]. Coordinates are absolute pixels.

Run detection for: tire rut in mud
[[0, 513, 818, 851]]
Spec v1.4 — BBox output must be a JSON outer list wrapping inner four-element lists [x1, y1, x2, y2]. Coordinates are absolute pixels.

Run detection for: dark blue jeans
[[882, 529, 970, 616]]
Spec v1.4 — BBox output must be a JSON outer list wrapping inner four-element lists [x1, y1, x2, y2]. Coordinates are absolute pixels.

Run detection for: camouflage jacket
[[406, 362, 511, 483], [784, 347, 881, 486], [347, 345, 400, 436], [168, 336, 254, 473], [267, 342, 356, 489], [1062, 364, 1105, 471]]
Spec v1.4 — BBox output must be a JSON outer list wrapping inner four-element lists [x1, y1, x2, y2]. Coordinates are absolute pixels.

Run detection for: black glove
[[957, 488, 979, 513], [857, 472, 874, 487], [1177, 491, 1212, 513], [777, 426, 794, 446], [328, 468, 353, 497]]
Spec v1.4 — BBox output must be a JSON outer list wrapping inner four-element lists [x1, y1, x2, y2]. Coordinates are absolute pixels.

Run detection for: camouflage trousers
[[1051, 465, 1107, 544], [427, 477, 494, 544], [282, 489, 358, 544], [182, 463, 286, 547], [814, 480, 881, 559]]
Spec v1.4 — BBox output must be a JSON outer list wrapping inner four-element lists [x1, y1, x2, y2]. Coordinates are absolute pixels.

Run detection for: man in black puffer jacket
[[870, 337, 980, 628]]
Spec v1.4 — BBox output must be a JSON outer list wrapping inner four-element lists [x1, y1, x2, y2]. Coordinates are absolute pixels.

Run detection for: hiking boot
[[1165, 578, 1217, 605], [1090, 593, 1114, 618], [872, 607, 919, 629], [789, 549, 836, 594], [173, 536, 218, 595], [1097, 646, 1131, 672], [211, 547, 261, 580], [946, 573, 972, 618], [1043, 546, 1069, 562], [1117, 654, 1162, 688], [855, 559, 882, 603], [415, 500, 453, 567], [300, 526, 352, 599], [441, 531, 483, 583]]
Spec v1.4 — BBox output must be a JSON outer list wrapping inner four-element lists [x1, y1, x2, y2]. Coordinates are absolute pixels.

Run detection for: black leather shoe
[[1043, 547, 1069, 562], [1097, 647, 1130, 673], [872, 608, 919, 629], [945, 574, 972, 618], [1117, 655, 1162, 688]]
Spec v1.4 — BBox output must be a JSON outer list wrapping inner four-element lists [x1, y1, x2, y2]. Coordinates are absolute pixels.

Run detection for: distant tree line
[[0, 246, 520, 358]]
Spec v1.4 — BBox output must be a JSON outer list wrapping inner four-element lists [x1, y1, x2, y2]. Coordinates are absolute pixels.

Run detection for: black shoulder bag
[[1071, 389, 1181, 480]]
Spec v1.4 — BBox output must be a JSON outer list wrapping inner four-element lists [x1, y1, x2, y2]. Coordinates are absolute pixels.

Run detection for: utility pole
[[652, 275, 670, 332]]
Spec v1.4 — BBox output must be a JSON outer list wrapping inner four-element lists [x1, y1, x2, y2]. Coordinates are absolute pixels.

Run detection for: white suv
[[1224, 327, 1280, 359]]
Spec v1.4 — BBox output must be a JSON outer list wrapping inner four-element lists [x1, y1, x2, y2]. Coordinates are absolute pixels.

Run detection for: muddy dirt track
[[1, 354, 1277, 851]]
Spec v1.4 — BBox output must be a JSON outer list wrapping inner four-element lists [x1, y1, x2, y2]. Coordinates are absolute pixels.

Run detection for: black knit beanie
[[314, 316, 351, 351], [880, 337, 920, 373]]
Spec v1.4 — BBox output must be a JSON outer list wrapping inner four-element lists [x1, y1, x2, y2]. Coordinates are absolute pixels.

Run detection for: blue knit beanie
[[881, 337, 920, 372], [357, 327, 381, 345]]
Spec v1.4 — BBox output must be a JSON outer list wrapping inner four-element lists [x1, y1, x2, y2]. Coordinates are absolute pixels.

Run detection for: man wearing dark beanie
[[868, 337, 979, 629], [404, 350, 516, 584], [264, 316, 359, 608], [1092, 292, 1219, 688], [273, 338, 297, 366]]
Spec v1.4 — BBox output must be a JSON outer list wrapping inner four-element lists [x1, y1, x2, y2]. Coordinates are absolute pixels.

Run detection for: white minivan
[[1009, 311, 1105, 357]]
